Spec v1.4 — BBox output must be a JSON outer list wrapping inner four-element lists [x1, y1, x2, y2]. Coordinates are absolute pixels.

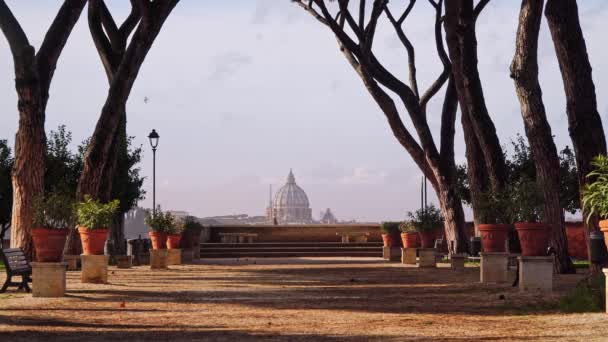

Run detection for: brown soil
[[1, 258, 607, 341]]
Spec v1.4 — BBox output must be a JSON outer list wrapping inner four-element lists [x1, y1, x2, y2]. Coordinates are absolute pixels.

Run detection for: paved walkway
[[0, 258, 607, 341]]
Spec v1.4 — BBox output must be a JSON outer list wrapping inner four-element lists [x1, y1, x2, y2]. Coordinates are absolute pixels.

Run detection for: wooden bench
[[1, 248, 32, 293], [219, 233, 258, 244], [336, 232, 369, 243]]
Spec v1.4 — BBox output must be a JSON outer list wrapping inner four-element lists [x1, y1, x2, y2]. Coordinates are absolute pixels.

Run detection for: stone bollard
[[450, 254, 466, 270], [81, 255, 109, 284], [63, 255, 80, 271], [181, 248, 194, 264], [150, 249, 168, 270], [383, 246, 401, 262], [518, 256, 553, 292], [418, 248, 437, 268], [480, 252, 509, 283], [167, 249, 182, 265], [31, 262, 67, 297], [401, 248, 417, 265], [115, 255, 132, 269]]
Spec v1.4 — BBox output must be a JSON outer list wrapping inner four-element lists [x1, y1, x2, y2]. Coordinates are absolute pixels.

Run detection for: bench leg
[[0, 276, 10, 293], [20, 275, 31, 293]]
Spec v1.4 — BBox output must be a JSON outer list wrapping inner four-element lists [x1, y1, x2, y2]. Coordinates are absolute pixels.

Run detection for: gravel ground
[[1, 257, 607, 341]]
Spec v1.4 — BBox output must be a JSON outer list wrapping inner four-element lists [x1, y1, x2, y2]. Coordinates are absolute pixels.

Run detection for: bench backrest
[[1, 248, 31, 274]]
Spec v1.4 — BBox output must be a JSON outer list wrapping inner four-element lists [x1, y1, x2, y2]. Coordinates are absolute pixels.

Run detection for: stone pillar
[[480, 252, 509, 284], [181, 248, 194, 264], [115, 255, 132, 269], [518, 256, 553, 292], [450, 254, 466, 270], [418, 248, 437, 268], [81, 255, 109, 284], [401, 248, 417, 265], [167, 249, 182, 265], [63, 255, 80, 271], [150, 249, 168, 270], [383, 246, 401, 262], [31, 262, 67, 297]]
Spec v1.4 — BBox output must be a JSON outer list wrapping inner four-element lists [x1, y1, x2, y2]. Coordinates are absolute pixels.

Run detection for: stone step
[[199, 251, 383, 258]]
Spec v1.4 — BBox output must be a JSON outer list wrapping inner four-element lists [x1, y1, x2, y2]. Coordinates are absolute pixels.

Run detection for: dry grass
[[1, 257, 607, 341]]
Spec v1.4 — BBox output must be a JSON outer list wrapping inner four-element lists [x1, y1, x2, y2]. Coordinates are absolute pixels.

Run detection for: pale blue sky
[[1, 1, 607, 222]]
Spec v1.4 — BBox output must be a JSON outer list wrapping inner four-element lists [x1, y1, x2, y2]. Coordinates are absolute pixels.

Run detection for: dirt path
[[1, 258, 606, 341]]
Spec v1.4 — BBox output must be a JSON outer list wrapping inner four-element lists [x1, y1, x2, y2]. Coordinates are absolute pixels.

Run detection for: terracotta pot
[[599, 220, 608, 250], [149, 231, 167, 250], [382, 233, 397, 247], [167, 234, 182, 249], [514, 222, 550, 256], [31, 228, 68, 262], [566, 222, 587, 259], [478, 224, 510, 253], [419, 231, 436, 248], [78, 226, 109, 255], [401, 232, 418, 248]]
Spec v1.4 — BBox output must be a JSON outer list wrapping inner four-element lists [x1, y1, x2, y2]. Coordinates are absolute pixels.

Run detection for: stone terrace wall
[[207, 224, 382, 243]]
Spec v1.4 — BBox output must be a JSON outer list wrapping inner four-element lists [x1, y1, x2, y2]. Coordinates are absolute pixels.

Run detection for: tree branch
[[384, 1, 418, 97], [473, 0, 491, 20], [89, 0, 118, 81], [0, 0, 30, 58]]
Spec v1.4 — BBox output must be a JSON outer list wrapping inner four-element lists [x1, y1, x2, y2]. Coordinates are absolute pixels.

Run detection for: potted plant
[[145, 206, 167, 249], [583, 155, 608, 249], [75, 196, 119, 255], [511, 177, 550, 256], [407, 204, 443, 248], [477, 191, 513, 253], [399, 220, 418, 248], [31, 192, 74, 262], [181, 216, 203, 248], [165, 212, 182, 249], [380, 222, 401, 248]]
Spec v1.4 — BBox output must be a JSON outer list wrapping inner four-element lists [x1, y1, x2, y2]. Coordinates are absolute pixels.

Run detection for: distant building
[[319, 208, 338, 224], [266, 169, 313, 224]]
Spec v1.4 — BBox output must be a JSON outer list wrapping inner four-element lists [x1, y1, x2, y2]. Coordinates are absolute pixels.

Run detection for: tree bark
[[444, 0, 508, 192], [0, 0, 86, 259], [511, 0, 574, 274], [545, 0, 607, 273]]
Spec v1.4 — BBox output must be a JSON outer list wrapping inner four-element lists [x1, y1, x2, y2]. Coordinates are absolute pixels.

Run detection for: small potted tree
[[75, 196, 120, 255], [145, 207, 167, 250], [380, 222, 401, 248], [583, 155, 608, 249], [512, 177, 550, 256], [165, 212, 182, 249], [181, 216, 203, 249], [407, 205, 443, 248], [399, 220, 418, 248], [31, 192, 74, 262], [477, 191, 513, 253]]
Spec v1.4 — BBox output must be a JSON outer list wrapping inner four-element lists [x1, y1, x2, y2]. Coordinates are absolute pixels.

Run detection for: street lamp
[[148, 129, 160, 216]]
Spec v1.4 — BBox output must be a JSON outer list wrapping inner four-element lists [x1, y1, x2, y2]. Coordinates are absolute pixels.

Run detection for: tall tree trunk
[[545, 0, 607, 273], [1, 0, 86, 259], [461, 109, 490, 236], [444, 0, 508, 192], [511, 0, 574, 274], [9, 47, 44, 260]]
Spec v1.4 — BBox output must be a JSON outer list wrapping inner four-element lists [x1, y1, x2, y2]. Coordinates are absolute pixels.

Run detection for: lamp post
[[148, 129, 160, 216]]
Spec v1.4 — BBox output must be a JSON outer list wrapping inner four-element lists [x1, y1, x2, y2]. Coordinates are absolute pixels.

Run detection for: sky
[[1, 1, 608, 222]]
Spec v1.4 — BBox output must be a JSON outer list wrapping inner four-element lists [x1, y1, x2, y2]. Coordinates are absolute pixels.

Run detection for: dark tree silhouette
[[293, 0, 469, 253], [545, 0, 608, 273]]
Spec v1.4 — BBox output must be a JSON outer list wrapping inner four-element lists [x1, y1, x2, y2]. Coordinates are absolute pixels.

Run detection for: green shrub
[[558, 274, 606, 313], [182, 216, 203, 232], [145, 206, 170, 233], [407, 204, 443, 232], [399, 221, 416, 233], [32, 191, 75, 229], [582, 155, 608, 222], [163, 212, 178, 234], [75, 195, 119, 230], [381, 221, 400, 234]]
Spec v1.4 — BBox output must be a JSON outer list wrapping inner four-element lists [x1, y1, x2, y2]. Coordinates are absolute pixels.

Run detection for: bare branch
[[0, 1, 30, 57], [384, 2, 418, 97], [119, 0, 142, 38], [89, 0, 117, 80], [473, 0, 491, 20]]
